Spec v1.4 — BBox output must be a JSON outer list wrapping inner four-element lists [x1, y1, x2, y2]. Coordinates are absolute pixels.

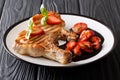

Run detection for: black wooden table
[[0, 0, 120, 80]]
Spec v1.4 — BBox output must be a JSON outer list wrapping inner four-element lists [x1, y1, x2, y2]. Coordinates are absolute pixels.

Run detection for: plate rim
[[2, 14, 116, 67]]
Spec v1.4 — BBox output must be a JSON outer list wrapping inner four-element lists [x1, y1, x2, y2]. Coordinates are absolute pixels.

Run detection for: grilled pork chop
[[13, 12, 78, 64]]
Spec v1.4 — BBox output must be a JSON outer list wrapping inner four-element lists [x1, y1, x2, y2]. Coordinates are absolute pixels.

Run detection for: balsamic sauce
[[58, 28, 104, 62]]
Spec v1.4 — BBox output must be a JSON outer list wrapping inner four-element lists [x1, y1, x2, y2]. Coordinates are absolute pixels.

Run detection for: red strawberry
[[79, 30, 94, 41], [47, 14, 62, 25], [72, 22, 87, 34], [78, 41, 93, 53], [90, 36, 101, 50], [92, 42, 100, 50], [66, 41, 77, 51], [73, 45, 82, 55], [90, 36, 101, 43], [78, 41, 91, 48], [30, 26, 45, 37]]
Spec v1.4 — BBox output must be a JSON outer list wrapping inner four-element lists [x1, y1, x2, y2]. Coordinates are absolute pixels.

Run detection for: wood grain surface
[[0, 0, 120, 80]]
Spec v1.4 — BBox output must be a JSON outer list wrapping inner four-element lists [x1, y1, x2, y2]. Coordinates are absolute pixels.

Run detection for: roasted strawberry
[[90, 36, 101, 50], [73, 45, 82, 55], [66, 41, 77, 51], [78, 41, 93, 53], [92, 42, 100, 50], [78, 41, 91, 48], [79, 30, 94, 41], [72, 22, 87, 34], [90, 36, 101, 43]]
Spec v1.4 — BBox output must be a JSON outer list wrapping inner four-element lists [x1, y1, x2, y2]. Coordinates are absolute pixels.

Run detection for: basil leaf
[[40, 5, 48, 26], [25, 20, 33, 39], [41, 16, 48, 26], [40, 7, 48, 16]]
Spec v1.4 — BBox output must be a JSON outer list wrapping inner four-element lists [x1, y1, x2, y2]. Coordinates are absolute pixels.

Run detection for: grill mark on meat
[[35, 36, 48, 44], [46, 27, 61, 33], [43, 26, 58, 32], [16, 23, 76, 45], [42, 25, 61, 31], [32, 27, 62, 44]]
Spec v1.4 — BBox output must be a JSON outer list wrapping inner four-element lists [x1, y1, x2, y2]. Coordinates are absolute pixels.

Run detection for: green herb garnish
[[25, 19, 33, 39], [25, 5, 47, 39], [40, 4, 48, 26]]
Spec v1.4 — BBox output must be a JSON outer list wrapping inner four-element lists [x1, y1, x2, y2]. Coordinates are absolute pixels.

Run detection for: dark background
[[0, 0, 120, 80]]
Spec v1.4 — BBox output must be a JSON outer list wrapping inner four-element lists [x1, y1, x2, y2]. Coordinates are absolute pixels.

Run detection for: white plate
[[3, 14, 115, 67]]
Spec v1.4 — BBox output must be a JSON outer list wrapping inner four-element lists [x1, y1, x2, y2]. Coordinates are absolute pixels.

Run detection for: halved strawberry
[[72, 22, 87, 34], [30, 26, 45, 37], [47, 14, 62, 25], [79, 30, 94, 41], [90, 36, 101, 50], [78, 41, 93, 53], [90, 36, 101, 43], [66, 41, 77, 51], [73, 45, 82, 55], [78, 41, 91, 49], [92, 42, 100, 50]]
